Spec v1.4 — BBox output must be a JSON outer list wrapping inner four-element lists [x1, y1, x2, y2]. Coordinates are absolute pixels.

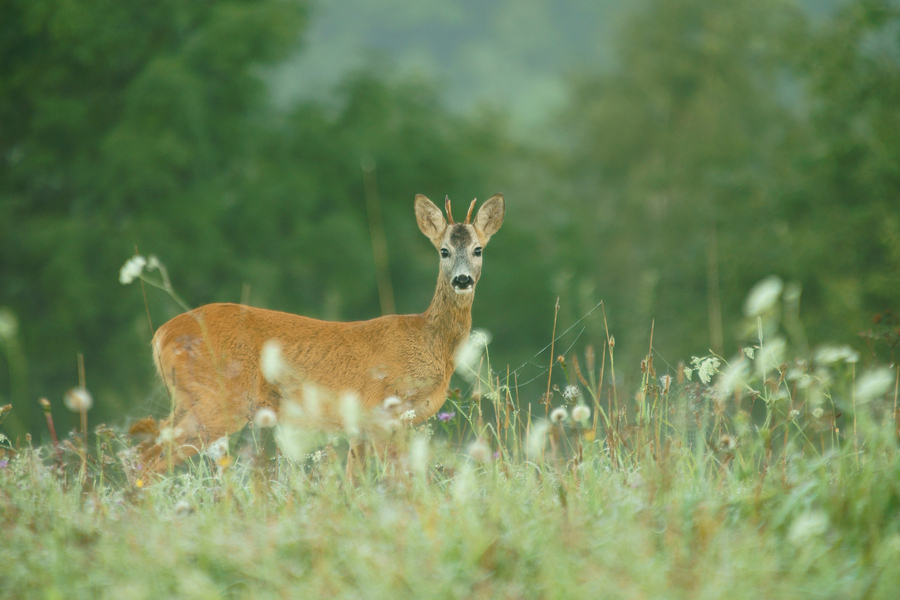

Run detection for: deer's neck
[[423, 275, 473, 360]]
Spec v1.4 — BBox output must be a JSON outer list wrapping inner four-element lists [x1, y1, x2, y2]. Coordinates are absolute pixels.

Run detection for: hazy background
[[2, 0, 898, 439]]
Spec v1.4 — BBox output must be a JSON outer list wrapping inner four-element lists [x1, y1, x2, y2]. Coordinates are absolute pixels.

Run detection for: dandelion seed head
[[719, 434, 736, 451], [205, 436, 229, 462], [854, 368, 895, 404], [562, 385, 580, 401], [63, 387, 93, 412], [550, 406, 568, 423], [467, 437, 491, 463], [812, 407, 824, 419], [173, 500, 193, 517], [571, 404, 591, 423], [253, 408, 278, 429]]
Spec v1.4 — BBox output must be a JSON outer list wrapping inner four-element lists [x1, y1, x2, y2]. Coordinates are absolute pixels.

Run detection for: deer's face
[[438, 224, 483, 295], [415, 194, 505, 298]]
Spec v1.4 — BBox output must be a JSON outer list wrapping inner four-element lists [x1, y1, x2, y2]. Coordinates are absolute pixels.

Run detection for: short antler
[[445, 196, 455, 225], [464, 199, 477, 224]]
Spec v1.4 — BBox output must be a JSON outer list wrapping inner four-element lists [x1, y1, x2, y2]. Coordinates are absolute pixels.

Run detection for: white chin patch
[[453, 287, 474, 295]]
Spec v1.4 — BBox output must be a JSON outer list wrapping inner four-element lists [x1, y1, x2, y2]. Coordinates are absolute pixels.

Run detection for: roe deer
[[138, 193, 505, 472]]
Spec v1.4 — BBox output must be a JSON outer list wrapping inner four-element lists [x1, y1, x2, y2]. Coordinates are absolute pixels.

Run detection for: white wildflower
[[526, 420, 549, 458], [743, 276, 784, 316], [788, 510, 829, 547], [146, 254, 160, 271], [756, 337, 786, 376], [854, 368, 895, 404], [340, 392, 361, 436], [692, 356, 721, 385], [550, 406, 568, 423], [253, 408, 278, 429], [409, 435, 430, 475], [812, 407, 824, 419], [683, 367, 693, 382], [454, 329, 492, 382], [399, 409, 416, 423], [562, 385, 580, 402], [260, 340, 285, 383], [63, 387, 93, 412], [717, 359, 749, 397], [467, 438, 492, 463], [571, 404, 591, 423], [452, 463, 474, 503], [118, 255, 147, 285], [742, 346, 756, 360], [814, 344, 859, 365], [788, 409, 800, 420]]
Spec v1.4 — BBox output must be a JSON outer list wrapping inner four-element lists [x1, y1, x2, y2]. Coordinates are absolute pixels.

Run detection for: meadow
[[1, 299, 899, 600]]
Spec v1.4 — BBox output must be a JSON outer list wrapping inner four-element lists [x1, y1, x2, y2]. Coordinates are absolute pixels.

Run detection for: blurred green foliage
[[1, 0, 898, 439]]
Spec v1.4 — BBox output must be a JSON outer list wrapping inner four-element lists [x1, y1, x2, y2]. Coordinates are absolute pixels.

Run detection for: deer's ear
[[473, 194, 505, 244], [415, 194, 446, 248]]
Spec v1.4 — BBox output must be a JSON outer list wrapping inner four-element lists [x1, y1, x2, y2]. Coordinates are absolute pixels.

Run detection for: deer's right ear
[[415, 194, 446, 248]]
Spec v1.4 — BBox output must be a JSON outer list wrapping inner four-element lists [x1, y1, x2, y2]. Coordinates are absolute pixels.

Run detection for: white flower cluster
[[687, 356, 721, 385], [118, 254, 160, 285]]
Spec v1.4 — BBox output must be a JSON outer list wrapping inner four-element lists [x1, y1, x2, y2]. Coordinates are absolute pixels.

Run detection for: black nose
[[453, 275, 473, 289]]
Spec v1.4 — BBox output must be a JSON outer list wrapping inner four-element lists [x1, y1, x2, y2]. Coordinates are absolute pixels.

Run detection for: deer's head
[[415, 194, 505, 298]]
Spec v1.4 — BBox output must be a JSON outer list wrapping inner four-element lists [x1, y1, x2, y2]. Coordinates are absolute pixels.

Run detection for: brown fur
[[139, 194, 504, 471]]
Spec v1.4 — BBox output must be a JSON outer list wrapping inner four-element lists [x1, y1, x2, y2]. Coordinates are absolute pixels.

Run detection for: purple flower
[[0, 459, 8, 469], [437, 411, 456, 422]]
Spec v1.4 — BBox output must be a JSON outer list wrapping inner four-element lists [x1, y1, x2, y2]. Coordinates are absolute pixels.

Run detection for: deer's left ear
[[473, 194, 505, 244]]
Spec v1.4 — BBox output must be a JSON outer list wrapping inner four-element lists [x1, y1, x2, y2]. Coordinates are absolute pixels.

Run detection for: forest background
[[1, 0, 898, 439]]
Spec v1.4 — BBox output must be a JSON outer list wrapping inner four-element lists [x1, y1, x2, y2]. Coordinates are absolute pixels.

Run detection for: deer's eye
[[440, 248, 450, 258], [473, 247, 482, 257]]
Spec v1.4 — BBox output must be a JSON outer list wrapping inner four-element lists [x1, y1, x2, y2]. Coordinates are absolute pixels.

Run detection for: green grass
[[2, 335, 899, 599]]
